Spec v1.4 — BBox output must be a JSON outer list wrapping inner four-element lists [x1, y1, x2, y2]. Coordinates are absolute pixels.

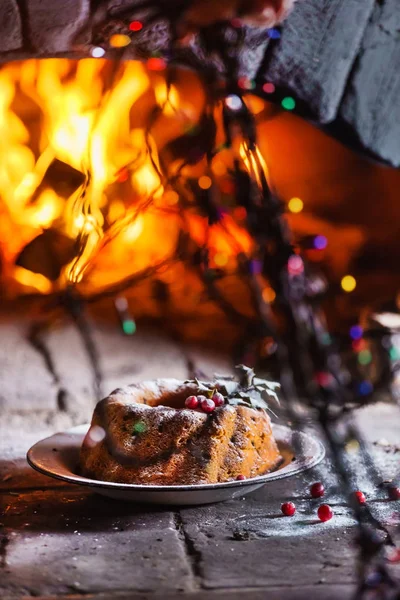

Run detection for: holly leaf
[[227, 396, 252, 408], [195, 379, 213, 393], [262, 388, 280, 406], [254, 377, 280, 392], [235, 364, 255, 388], [228, 393, 278, 416], [186, 366, 280, 415], [254, 378, 281, 405], [214, 379, 238, 396]]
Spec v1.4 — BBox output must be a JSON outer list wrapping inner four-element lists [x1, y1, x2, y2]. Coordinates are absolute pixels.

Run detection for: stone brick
[[260, 0, 375, 123], [41, 322, 97, 420], [92, 323, 189, 396], [0, 416, 74, 490], [340, 0, 400, 167], [31, 321, 207, 416], [0, 489, 193, 596], [185, 529, 358, 590], [0, 586, 359, 599], [0, 321, 57, 413], [0, 1, 23, 52], [26, 0, 91, 54], [178, 491, 399, 592]]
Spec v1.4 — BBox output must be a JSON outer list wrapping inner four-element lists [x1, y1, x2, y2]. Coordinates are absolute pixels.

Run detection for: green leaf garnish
[[184, 365, 280, 415]]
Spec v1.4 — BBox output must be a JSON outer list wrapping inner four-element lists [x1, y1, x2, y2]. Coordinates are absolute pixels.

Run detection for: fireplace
[[2, 54, 400, 343], [1, 0, 400, 339]]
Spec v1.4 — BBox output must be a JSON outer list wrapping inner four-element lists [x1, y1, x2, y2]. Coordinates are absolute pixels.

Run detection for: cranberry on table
[[281, 502, 296, 517], [212, 391, 225, 407], [388, 486, 400, 501], [201, 398, 216, 413], [310, 482, 325, 498], [317, 504, 333, 522], [185, 395, 199, 409], [354, 491, 366, 505], [236, 474, 246, 481]]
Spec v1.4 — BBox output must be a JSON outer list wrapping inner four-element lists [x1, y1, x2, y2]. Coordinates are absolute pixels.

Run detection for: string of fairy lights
[[60, 2, 400, 597], [84, 0, 398, 433]]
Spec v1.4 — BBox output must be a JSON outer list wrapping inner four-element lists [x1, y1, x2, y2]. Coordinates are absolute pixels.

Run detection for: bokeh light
[[129, 21, 143, 32], [358, 350, 372, 365], [147, 57, 166, 71], [225, 95, 243, 111], [358, 381, 373, 396], [281, 97, 296, 110], [198, 176, 212, 190], [262, 287, 276, 303], [164, 190, 179, 205], [91, 47, 105, 58], [341, 275, 357, 293], [110, 34, 131, 48], [350, 325, 363, 340], [263, 82, 275, 94], [313, 235, 328, 250], [288, 255, 304, 275], [288, 197, 304, 213]]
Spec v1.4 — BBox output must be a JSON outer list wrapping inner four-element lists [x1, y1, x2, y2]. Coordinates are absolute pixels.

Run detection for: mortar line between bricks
[[26, 321, 92, 415], [0, 583, 359, 599], [27, 322, 70, 413], [14, 0, 34, 52], [0, 485, 77, 494], [174, 511, 203, 590], [0, 532, 10, 569]]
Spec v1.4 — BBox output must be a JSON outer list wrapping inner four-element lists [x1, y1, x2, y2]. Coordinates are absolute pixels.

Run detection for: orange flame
[[0, 59, 261, 299]]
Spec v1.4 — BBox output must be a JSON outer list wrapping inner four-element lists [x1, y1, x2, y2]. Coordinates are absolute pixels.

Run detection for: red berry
[[185, 395, 199, 409], [318, 504, 333, 522], [388, 486, 400, 501], [310, 482, 325, 498], [354, 491, 366, 505], [201, 398, 216, 413], [236, 475, 246, 481], [212, 392, 225, 407], [281, 502, 296, 517]]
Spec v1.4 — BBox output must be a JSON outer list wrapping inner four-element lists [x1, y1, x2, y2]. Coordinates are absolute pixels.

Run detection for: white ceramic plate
[[27, 424, 325, 506]]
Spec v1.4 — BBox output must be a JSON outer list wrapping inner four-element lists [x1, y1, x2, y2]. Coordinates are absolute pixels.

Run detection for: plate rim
[[27, 423, 325, 492]]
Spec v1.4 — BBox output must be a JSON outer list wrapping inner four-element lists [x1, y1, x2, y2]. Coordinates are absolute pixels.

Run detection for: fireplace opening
[[0, 58, 257, 340], [2, 56, 400, 353]]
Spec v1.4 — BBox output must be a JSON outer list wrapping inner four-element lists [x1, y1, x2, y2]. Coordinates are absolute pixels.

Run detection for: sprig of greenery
[[184, 365, 280, 415]]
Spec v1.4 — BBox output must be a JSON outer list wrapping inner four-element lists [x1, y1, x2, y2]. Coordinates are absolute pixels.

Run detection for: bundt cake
[[80, 367, 282, 485]]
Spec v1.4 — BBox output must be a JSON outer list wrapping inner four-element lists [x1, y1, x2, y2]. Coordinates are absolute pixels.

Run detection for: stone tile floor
[[1, 322, 400, 599]]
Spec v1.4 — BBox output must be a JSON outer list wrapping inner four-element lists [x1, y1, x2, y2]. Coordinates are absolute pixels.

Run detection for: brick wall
[[0, 0, 268, 81], [0, 0, 399, 167]]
